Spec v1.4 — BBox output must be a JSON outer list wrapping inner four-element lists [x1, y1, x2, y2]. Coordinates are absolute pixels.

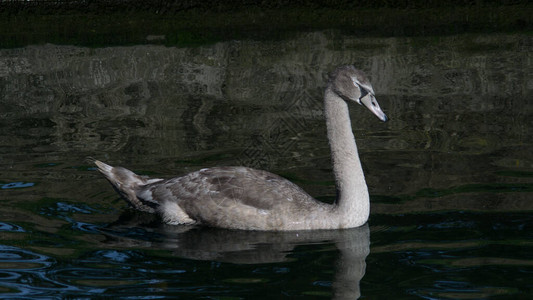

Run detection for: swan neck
[[324, 87, 369, 227]]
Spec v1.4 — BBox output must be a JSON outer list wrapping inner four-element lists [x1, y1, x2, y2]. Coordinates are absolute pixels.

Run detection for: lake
[[0, 30, 531, 298]]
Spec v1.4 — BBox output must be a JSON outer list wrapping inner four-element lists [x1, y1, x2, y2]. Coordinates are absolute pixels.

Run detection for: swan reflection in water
[[94, 65, 381, 297], [102, 211, 370, 299]]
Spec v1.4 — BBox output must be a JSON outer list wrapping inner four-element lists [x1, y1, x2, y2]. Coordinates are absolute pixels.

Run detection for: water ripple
[[0, 246, 172, 298], [0, 245, 70, 298], [1, 182, 35, 189], [0, 222, 25, 233]]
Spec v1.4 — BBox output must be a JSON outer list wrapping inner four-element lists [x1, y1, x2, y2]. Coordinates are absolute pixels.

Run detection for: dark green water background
[[1, 2, 532, 299]]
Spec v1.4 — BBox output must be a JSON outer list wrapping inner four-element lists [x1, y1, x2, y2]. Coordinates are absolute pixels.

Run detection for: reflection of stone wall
[[0, 32, 531, 194]]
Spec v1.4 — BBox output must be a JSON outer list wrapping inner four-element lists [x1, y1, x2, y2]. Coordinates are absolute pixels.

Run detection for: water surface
[[0, 32, 531, 298]]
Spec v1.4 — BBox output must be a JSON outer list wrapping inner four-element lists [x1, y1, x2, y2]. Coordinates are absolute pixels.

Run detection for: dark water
[[0, 32, 532, 299]]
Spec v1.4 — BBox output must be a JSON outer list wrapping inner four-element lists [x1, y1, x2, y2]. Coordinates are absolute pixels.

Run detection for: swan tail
[[94, 160, 163, 213]]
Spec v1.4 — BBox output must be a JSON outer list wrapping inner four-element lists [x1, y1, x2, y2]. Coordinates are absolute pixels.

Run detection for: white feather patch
[[158, 201, 196, 225]]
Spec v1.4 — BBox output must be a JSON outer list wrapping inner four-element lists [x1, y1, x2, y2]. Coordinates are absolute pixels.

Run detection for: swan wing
[[137, 166, 316, 229]]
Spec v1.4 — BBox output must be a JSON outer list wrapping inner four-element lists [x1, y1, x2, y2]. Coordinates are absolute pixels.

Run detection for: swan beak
[[361, 94, 388, 122]]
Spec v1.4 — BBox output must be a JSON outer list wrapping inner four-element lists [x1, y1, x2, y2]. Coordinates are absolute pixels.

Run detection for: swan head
[[329, 65, 388, 122]]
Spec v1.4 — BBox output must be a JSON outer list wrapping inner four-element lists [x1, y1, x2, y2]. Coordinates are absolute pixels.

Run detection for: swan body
[[95, 65, 388, 231]]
